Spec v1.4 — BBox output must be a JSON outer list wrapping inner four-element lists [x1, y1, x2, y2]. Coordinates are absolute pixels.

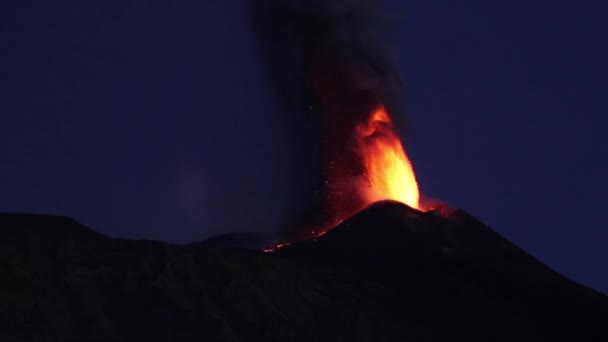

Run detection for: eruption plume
[[252, 0, 421, 239]]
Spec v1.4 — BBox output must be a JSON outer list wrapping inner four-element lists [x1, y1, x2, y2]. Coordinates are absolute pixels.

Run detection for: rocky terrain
[[0, 202, 606, 341]]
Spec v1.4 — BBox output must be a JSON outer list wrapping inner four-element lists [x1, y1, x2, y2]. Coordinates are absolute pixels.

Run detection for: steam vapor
[[251, 0, 406, 238]]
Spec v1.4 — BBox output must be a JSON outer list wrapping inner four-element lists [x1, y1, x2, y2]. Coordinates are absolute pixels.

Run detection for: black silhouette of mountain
[[0, 203, 606, 341]]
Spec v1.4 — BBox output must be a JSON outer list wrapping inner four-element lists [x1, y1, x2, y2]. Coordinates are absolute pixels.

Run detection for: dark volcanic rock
[[0, 205, 606, 342], [201, 232, 277, 250]]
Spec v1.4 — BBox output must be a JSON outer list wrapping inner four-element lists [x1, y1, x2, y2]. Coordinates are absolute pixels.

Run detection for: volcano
[[0, 203, 606, 342]]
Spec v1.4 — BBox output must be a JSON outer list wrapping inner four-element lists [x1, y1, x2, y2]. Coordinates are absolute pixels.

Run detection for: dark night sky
[[1, 1, 606, 293]]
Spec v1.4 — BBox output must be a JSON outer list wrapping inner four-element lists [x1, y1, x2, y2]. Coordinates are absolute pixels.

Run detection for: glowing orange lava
[[357, 105, 421, 210], [262, 242, 290, 253], [267, 104, 424, 248]]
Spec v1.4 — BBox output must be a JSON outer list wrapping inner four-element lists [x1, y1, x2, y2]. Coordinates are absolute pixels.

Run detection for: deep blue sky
[[1, 1, 606, 293]]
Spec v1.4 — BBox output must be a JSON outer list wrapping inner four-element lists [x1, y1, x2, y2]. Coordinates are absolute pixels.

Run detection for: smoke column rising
[[252, 0, 408, 239]]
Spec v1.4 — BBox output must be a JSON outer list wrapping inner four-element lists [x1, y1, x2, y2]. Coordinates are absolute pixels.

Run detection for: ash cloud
[[251, 0, 406, 238], [251, 0, 404, 118]]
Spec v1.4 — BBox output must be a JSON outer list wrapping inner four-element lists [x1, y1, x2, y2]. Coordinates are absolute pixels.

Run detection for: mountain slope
[[0, 205, 606, 342]]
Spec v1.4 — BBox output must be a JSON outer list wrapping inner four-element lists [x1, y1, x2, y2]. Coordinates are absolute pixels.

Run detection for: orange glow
[[357, 106, 420, 210], [262, 242, 290, 253], [268, 104, 424, 247]]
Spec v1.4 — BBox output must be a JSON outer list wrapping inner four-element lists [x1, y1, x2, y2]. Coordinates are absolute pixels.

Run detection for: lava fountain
[[323, 103, 422, 229], [357, 105, 420, 210], [277, 102, 423, 245], [252, 0, 427, 242]]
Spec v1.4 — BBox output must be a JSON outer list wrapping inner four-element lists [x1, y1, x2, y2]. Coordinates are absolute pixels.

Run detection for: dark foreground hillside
[[0, 202, 606, 341]]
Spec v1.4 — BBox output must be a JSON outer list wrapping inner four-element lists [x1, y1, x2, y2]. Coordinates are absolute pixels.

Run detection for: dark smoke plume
[[251, 0, 406, 239]]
